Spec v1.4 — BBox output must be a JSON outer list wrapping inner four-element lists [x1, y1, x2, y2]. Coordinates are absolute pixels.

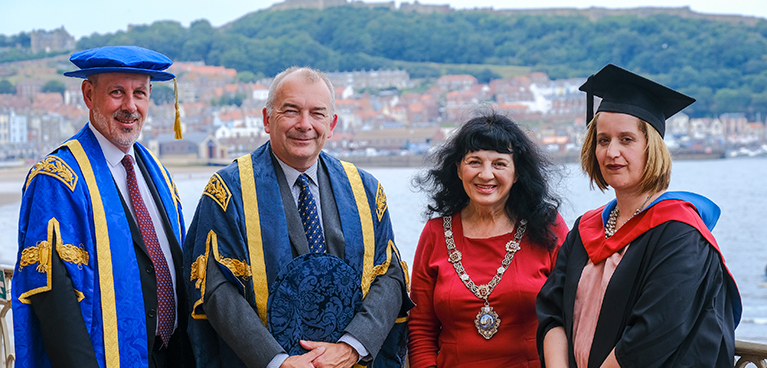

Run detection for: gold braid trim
[[375, 182, 388, 222], [238, 154, 269, 327], [190, 230, 253, 320], [190, 231, 213, 320], [190, 254, 207, 291], [18, 218, 60, 303], [369, 240, 394, 283], [219, 258, 252, 279], [25, 156, 78, 192], [57, 243, 89, 269], [340, 161, 376, 297], [372, 240, 411, 325], [390, 240, 411, 293], [19, 240, 52, 274], [203, 173, 231, 212], [64, 139, 119, 368], [172, 183, 181, 204], [19, 232, 89, 273], [391, 240, 411, 324]]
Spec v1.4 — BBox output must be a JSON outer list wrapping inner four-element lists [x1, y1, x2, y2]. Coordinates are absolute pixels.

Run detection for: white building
[[0, 112, 9, 144], [9, 112, 28, 143]]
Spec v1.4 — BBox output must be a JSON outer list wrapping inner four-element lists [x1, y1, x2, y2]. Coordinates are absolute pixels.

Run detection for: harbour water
[[0, 156, 765, 343]]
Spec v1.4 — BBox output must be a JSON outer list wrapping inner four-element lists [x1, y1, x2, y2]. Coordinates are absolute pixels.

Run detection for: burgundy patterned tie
[[121, 155, 175, 347]]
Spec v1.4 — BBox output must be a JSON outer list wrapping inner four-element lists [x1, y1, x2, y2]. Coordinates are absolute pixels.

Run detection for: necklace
[[443, 215, 527, 339], [605, 194, 653, 238]]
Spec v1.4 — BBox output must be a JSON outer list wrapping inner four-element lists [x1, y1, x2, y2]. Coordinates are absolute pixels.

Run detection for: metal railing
[[0, 265, 764, 368]]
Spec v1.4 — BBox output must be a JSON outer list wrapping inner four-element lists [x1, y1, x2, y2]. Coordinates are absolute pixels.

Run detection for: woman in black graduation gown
[[536, 64, 742, 368]]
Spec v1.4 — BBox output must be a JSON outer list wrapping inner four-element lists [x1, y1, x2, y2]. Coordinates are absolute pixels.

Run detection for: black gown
[[536, 195, 740, 368]]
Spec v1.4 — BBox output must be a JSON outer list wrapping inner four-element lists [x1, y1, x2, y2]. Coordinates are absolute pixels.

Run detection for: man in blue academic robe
[[13, 46, 194, 368], [184, 66, 412, 368]]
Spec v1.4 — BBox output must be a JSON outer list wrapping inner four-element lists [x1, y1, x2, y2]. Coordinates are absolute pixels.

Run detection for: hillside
[[3, 5, 767, 119]]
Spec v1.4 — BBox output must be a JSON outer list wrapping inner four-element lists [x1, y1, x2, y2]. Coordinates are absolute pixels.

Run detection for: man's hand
[[280, 346, 326, 368], [299, 340, 359, 368]]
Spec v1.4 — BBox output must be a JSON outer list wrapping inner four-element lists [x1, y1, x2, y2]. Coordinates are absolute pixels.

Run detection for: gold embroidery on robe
[[219, 258, 252, 279], [369, 239, 394, 282], [25, 156, 78, 192], [190, 231, 214, 319], [376, 182, 388, 222], [190, 254, 207, 291], [190, 230, 252, 320], [57, 242, 89, 269], [19, 240, 52, 274], [203, 174, 231, 212], [18, 218, 58, 303]]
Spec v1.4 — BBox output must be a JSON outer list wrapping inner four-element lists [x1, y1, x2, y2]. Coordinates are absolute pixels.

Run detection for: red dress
[[408, 212, 568, 368]]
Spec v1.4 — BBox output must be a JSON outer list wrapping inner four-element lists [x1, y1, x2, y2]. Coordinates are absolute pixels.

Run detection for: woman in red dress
[[409, 112, 569, 367]]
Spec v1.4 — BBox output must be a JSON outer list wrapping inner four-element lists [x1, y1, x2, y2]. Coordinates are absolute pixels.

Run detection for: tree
[[213, 93, 246, 107], [8, 7, 767, 118], [42, 80, 66, 97], [712, 87, 751, 115], [235, 71, 261, 83], [151, 84, 175, 105], [0, 80, 14, 94], [473, 68, 502, 84]]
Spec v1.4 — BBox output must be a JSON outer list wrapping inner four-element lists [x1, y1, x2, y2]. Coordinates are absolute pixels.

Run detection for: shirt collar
[[274, 155, 319, 187], [88, 123, 135, 168]]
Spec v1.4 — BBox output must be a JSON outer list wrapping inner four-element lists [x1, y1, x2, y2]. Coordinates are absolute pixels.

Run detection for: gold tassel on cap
[[174, 78, 183, 139]]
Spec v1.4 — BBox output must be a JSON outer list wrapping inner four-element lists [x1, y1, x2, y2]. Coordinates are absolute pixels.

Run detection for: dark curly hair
[[414, 112, 562, 250]]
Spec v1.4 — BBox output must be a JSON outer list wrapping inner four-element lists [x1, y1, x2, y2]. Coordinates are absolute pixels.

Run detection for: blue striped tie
[[296, 174, 326, 253]]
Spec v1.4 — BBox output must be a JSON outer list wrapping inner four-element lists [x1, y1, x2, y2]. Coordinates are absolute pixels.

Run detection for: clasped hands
[[280, 340, 360, 368]]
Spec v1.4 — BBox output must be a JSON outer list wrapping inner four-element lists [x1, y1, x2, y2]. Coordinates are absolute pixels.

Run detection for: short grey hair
[[264, 66, 335, 117]]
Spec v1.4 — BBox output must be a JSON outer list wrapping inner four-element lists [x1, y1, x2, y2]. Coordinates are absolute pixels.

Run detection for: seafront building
[[0, 58, 765, 166]]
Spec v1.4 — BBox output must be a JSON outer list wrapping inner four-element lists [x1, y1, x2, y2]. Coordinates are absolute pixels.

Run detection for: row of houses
[[1, 60, 766, 164]]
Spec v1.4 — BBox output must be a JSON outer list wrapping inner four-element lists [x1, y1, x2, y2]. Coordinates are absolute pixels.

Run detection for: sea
[[0, 156, 765, 343]]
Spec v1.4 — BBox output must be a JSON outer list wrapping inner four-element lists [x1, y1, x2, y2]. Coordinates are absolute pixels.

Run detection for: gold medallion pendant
[[475, 303, 500, 339], [443, 216, 527, 340]]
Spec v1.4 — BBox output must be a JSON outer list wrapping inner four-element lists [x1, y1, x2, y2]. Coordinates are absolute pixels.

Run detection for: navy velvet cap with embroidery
[[64, 45, 175, 81], [267, 253, 363, 355]]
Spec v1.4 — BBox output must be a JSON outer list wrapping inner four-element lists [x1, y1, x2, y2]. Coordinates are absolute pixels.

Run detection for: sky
[[2, 0, 766, 39]]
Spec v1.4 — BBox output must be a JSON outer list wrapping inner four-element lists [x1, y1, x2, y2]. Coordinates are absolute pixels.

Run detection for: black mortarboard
[[579, 64, 695, 137]]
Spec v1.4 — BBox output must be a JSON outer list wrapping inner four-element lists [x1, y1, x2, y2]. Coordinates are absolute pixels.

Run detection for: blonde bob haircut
[[580, 112, 672, 194]]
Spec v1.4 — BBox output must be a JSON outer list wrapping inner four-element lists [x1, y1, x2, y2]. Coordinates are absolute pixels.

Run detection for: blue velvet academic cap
[[579, 64, 695, 138], [64, 46, 175, 81]]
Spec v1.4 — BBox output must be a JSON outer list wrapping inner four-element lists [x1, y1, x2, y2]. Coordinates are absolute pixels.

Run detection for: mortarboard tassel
[[586, 76, 594, 125], [174, 78, 182, 139]]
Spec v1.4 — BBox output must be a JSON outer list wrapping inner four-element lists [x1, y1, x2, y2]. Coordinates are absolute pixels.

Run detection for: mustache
[[113, 110, 142, 121], [287, 132, 318, 140]]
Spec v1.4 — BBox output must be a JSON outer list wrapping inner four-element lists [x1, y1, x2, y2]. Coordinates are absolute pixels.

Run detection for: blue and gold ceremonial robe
[[184, 142, 410, 367], [13, 125, 185, 368]]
